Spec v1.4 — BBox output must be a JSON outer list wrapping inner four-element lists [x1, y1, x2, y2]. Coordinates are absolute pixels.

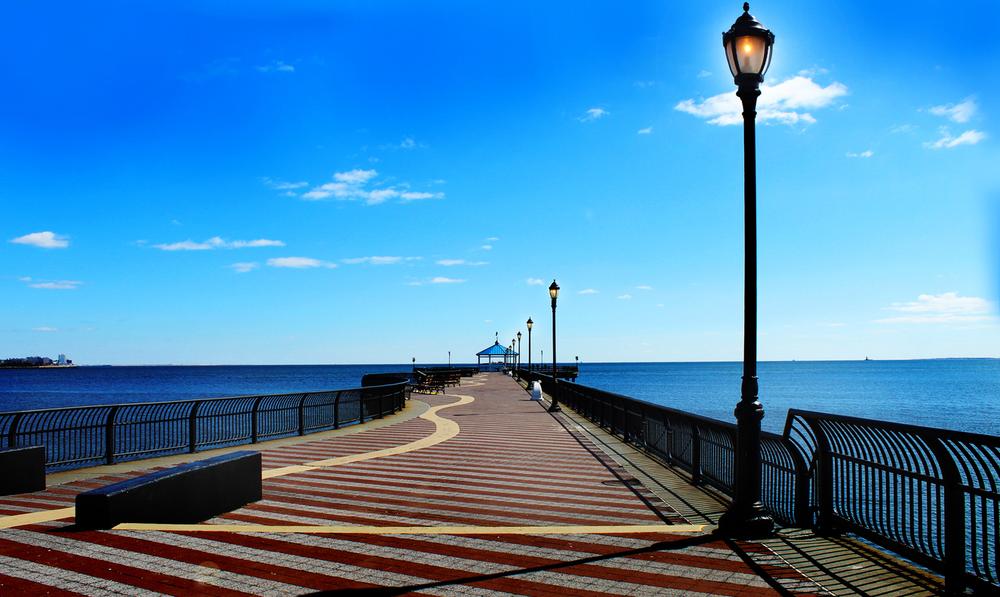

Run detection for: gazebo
[[476, 340, 517, 371]]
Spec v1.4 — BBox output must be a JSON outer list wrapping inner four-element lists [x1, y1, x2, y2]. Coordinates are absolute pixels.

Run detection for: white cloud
[[342, 256, 420, 265], [262, 177, 308, 191], [697, 70, 712, 79], [152, 237, 285, 251], [876, 292, 995, 324], [526, 278, 545, 286], [675, 75, 848, 126], [481, 244, 493, 251], [578, 288, 599, 295], [33, 326, 58, 332], [637, 127, 653, 135], [230, 262, 259, 273], [636, 285, 653, 290], [923, 128, 986, 150], [11, 231, 69, 249], [431, 277, 465, 284], [266, 257, 337, 269], [929, 98, 976, 123], [256, 60, 295, 74], [579, 107, 609, 122], [617, 294, 633, 300], [485, 237, 500, 242], [890, 124, 916, 134], [300, 169, 442, 205], [846, 150, 874, 158], [20, 277, 82, 290]]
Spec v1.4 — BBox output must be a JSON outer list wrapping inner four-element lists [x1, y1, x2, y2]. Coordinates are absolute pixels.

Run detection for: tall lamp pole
[[516, 331, 522, 372], [548, 280, 560, 412], [526, 318, 533, 374], [717, 2, 775, 538], [412, 356, 415, 373], [448, 351, 451, 368]]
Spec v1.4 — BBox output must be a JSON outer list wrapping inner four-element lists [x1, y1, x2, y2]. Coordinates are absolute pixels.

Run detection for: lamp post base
[[547, 403, 561, 412], [716, 501, 774, 539]]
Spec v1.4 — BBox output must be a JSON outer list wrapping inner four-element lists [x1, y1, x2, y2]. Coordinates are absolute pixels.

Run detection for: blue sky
[[2, 0, 999, 365]]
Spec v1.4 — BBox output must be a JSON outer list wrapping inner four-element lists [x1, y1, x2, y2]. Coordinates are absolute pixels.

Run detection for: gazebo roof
[[476, 341, 517, 356]]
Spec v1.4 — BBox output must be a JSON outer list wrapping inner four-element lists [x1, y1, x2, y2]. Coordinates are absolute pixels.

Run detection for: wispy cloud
[[929, 98, 976, 123], [10, 231, 69, 249], [300, 169, 443, 205], [342, 256, 421, 265], [923, 128, 986, 150], [876, 292, 995, 324], [637, 127, 653, 135], [526, 278, 545, 286], [676, 75, 848, 126], [256, 60, 295, 74], [485, 237, 499, 242], [480, 244, 493, 251], [846, 149, 874, 158], [579, 107, 609, 122], [152, 237, 285, 251], [636, 285, 653, 291], [634, 80, 656, 88], [432, 276, 465, 284], [230, 262, 259, 273], [33, 326, 58, 332], [436, 259, 487, 267], [890, 124, 916, 134], [19, 277, 82, 290], [266, 257, 337, 269], [262, 177, 308, 191], [578, 288, 599, 295], [617, 294, 633, 300], [697, 70, 712, 79]]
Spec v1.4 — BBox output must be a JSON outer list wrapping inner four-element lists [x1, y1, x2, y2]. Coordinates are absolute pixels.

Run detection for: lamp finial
[[743, 2, 750, 12]]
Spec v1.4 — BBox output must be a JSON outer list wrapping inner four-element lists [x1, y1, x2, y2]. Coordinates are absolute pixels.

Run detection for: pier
[[0, 372, 957, 595]]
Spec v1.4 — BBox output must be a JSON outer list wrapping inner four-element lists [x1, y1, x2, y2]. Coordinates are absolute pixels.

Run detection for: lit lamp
[[526, 318, 534, 374], [548, 280, 560, 412], [717, 2, 775, 538]]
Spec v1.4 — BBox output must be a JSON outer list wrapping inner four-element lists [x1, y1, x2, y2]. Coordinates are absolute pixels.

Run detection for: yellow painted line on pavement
[[262, 394, 472, 479], [116, 522, 707, 535], [0, 507, 75, 529], [0, 394, 473, 530]]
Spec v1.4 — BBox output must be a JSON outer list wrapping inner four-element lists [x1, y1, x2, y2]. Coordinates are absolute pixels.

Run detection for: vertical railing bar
[[251, 396, 263, 443], [189, 400, 200, 453], [105, 406, 119, 465]]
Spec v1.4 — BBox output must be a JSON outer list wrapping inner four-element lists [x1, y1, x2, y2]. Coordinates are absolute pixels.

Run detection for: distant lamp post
[[717, 2, 775, 539], [448, 351, 451, 368], [548, 280, 561, 412], [516, 331, 522, 371], [412, 356, 416, 372], [526, 318, 533, 373]]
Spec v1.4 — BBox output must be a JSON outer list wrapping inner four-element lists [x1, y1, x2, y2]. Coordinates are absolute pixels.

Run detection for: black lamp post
[[716, 2, 775, 539], [516, 331, 522, 372], [412, 356, 415, 372], [548, 280, 560, 412], [448, 351, 451, 368], [526, 318, 533, 373]]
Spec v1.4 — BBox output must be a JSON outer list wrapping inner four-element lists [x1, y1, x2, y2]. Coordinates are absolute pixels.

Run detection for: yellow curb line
[[115, 522, 707, 535], [0, 394, 473, 530]]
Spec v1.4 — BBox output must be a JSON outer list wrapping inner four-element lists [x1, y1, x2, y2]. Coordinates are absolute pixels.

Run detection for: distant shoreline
[[0, 364, 77, 370]]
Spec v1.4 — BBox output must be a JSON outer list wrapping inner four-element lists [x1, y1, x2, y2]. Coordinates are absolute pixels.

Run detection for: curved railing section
[[0, 382, 408, 472], [787, 409, 999, 593]]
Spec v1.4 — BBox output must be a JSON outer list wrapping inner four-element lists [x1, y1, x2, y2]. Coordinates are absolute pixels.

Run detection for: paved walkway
[[0, 374, 823, 595]]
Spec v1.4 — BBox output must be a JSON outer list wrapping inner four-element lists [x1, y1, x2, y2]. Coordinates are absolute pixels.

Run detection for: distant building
[[57, 354, 67, 365]]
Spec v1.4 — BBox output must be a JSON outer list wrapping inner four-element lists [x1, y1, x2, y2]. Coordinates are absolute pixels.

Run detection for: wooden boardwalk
[[0, 373, 935, 595]]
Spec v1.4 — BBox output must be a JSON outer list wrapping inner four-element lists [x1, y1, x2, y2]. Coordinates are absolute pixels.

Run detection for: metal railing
[[518, 369, 998, 592], [0, 382, 408, 472], [786, 410, 999, 593]]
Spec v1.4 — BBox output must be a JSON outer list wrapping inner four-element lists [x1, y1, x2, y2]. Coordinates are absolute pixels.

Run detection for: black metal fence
[[517, 369, 998, 592], [0, 382, 408, 472]]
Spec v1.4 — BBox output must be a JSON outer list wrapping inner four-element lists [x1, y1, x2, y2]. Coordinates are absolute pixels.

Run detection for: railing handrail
[[786, 408, 999, 443], [0, 382, 406, 417]]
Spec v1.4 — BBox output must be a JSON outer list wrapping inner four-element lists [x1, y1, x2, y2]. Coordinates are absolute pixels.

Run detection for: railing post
[[691, 425, 702, 485], [189, 401, 200, 453], [298, 395, 307, 436], [333, 392, 341, 429], [813, 423, 835, 534], [250, 396, 263, 443], [7, 413, 22, 449], [105, 406, 119, 465], [787, 438, 812, 528], [927, 436, 966, 593]]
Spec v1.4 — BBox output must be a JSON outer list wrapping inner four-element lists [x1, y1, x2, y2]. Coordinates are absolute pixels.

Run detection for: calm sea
[[1, 360, 997, 436]]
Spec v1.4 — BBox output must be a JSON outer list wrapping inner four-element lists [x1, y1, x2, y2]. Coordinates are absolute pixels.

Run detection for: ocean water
[[1, 360, 997, 436]]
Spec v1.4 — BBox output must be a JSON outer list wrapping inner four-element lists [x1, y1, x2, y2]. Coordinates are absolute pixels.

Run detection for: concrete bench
[[0, 446, 46, 496], [75, 450, 262, 529]]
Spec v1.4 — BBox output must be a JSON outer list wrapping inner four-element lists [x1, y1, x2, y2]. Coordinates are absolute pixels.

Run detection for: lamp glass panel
[[725, 39, 739, 77], [735, 35, 767, 75]]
